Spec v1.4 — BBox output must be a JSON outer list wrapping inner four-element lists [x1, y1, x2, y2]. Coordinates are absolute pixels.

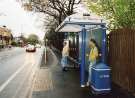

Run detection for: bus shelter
[[55, 13, 107, 87]]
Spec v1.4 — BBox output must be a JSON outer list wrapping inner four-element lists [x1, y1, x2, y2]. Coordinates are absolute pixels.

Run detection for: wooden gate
[[108, 28, 135, 93]]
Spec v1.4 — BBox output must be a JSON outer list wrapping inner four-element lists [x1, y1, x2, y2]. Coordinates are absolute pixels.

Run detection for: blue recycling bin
[[91, 63, 111, 94]]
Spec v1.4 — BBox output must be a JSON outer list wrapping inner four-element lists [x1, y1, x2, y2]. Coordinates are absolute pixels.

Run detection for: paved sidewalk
[[30, 48, 135, 98]]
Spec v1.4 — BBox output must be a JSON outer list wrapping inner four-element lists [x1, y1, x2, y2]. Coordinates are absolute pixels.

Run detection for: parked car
[[26, 44, 36, 52], [8, 45, 12, 48]]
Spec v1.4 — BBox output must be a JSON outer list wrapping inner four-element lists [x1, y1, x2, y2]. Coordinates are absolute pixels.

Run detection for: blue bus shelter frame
[[56, 19, 107, 87]]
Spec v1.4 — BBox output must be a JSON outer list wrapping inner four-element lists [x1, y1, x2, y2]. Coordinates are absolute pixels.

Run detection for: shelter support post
[[80, 25, 86, 87], [101, 25, 106, 63]]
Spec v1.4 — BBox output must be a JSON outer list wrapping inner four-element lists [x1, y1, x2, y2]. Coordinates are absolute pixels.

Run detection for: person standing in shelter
[[87, 39, 99, 86], [61, 41, 69, 71]]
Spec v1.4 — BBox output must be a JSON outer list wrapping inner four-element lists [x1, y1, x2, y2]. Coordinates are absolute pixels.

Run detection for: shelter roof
[[55, 13, 106, 32]]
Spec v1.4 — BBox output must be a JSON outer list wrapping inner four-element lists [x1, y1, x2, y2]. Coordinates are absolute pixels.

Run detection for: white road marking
[[11, 62, 34, 98], [0, 48, 44, 95], [0, 62, 28, 93]]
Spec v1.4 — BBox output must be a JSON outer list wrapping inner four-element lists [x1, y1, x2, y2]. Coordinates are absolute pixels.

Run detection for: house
[[0, 26, 13, 49]]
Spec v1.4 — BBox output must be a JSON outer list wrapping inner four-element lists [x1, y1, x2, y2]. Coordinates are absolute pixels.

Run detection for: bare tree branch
[[29, 0, 81, 25]]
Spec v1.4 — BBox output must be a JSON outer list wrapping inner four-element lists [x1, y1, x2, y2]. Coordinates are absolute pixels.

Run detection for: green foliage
[[87, 0, 135, 29], [11, 41, 18, 46], [27, 34, 39, 45], [69, 32, 75, 38]]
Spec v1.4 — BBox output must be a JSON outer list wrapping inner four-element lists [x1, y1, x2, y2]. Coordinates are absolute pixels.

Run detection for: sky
[[0, 0, 45, 40], [0, 0, 97, 40]]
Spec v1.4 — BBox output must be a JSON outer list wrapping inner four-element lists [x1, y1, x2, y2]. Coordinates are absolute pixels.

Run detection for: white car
[[26, 44, 36, 52]]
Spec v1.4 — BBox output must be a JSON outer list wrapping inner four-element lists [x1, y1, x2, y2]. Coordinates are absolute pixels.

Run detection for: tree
[[11, 41, 18, 46], [87, 0, 135, 29], [20, 34, 27, 44], [27, 34, 39, 45], [29, 0, 81, 25], [28, 0, 81, 48], [29, 0, 81, 47]]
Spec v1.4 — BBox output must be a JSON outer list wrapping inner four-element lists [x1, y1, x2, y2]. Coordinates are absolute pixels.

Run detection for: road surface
[[0, 47, 44, 98]]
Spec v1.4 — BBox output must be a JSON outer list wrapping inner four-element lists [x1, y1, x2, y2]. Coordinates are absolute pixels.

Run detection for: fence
[[108, 28, 135, 93]]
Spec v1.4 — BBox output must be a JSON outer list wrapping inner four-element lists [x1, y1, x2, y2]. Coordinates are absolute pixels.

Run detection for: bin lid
[[92, 63, 111, 71]]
